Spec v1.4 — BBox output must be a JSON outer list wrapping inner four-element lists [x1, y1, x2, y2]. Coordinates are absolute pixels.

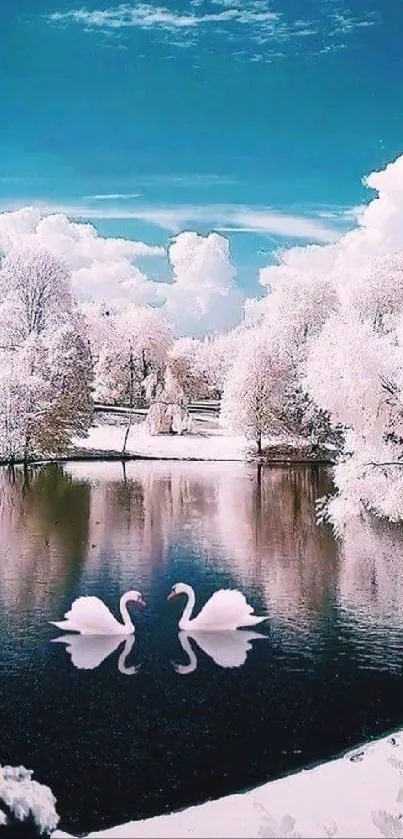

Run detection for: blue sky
[[0, 0, 402, 295]]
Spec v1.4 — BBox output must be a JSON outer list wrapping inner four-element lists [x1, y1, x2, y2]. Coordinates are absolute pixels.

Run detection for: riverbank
[[52, 728, 403, 838], [0, 414, 336, 467], [68, 419, 335, 464]]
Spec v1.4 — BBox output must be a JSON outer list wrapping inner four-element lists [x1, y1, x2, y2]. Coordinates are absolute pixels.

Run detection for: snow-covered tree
[[220, 268, 341, 451], [167, 337, 214, 401], [300, 245, 403, 525], [114, 304, 173, 403], [221, 329, 286, 454], [0, 329, 93, 462], [0, 247, 93, 461], [145, 366, 192, 436], [78, 300, 116, 360], [44, 320, 94, 442], [83, 302, 174, 407], [200, 321, 261, 397], [0, 246, 73, 346], [0, 342, 53, 462]]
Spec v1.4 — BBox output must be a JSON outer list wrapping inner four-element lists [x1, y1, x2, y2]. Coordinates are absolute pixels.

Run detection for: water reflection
[[1, 461, 403, 832], [0, 461, 338, 633], [1, 460, 403, 655], [0, 464, 89, 619], [172, 630, 267, 674], [52, 634, 142, 675], [61, 461, 338, 628], [336, 513, 403, 673], [214, 465, 338, 630]]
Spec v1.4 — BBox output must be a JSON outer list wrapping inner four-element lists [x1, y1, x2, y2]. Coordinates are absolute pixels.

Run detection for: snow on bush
[[0, 765, 59, 836]]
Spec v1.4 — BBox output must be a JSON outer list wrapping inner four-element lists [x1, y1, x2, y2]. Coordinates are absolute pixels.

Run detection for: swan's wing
[[194, 589, 257, 630], [57, 596, 121, 634], [52, 634, 125, 670], [189, 630, 265, 668]]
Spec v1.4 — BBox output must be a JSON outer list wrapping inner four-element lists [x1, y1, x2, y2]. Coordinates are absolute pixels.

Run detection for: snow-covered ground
[[71, 412, 321, 463], [52, 729, 403, 839], [72, 420, 251, 461]]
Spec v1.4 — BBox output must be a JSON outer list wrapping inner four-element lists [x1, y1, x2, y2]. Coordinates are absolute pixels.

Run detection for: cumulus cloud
[[0, 207, 164, 304], [160, 231, 244, 336], [0, 207, 244, 335], [256, 154, 403, 301]]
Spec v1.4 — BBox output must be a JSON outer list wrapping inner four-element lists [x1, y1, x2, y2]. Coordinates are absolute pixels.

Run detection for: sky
[[0, 0, 402, 332]]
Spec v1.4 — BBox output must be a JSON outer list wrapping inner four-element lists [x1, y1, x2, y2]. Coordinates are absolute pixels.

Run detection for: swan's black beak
[[167, 590, 178, 601], [137, 595, 146, 607]]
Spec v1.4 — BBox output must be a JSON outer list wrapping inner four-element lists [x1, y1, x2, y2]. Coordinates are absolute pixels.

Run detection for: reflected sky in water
[[0, 461, 403, 834]]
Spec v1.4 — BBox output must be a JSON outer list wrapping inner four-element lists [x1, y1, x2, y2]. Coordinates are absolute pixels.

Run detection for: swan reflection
[[172, 629, 267, 674], [53, 633, 142, 675]]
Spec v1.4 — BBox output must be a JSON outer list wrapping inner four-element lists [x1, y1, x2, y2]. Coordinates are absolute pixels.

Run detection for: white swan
[[167, 583, 268, 631], [52, 634, 142, 675], [50, 590, 146, 635], [172, 629, 267, 674]]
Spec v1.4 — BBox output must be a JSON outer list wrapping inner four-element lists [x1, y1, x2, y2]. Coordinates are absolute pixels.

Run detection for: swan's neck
[[119, 593, 135, 631], [179, 586, 196, 628], [118, 636, 140, 675], [177, 632, 197, 673]]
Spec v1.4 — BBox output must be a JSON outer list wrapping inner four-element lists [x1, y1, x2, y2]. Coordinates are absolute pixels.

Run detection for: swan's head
[[167, 583, 189, 601], [124, 590, 146, 607]]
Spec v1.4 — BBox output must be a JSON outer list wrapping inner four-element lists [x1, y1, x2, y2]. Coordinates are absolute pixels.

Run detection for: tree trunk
[[256, 429, 262, 455], [142, 348, 147, 379], [255, 464, 262, 573], [121, 409, 133, 458], [129, 346, 134, 409]]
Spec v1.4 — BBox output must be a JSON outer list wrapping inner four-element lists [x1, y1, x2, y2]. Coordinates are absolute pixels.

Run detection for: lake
[[0, 460, 403, 835]]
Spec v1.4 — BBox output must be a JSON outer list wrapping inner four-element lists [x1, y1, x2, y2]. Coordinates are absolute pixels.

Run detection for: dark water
[[0, 461, 403, 835]]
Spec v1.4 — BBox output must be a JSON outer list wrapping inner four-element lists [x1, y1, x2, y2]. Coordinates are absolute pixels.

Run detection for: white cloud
[[0, 207, 244, 335], [46, 2, 379, 59], [228, 209, 340, 241], [161, 231, 244, 335], [0, 207, 164, 305], [48, 3, 280, 30], [86, 192, 140, 200], [329, 10, 378, 36], [256, 154, 403, 301], [16, 201, 341, 242]]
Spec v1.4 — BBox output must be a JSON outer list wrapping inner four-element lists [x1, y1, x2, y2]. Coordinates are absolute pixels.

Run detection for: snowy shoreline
[[52, 727, 403, 839], [0, 421, 334, 467]]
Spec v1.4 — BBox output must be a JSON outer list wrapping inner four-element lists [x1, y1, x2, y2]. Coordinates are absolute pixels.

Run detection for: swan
[[52, 634, 142, 675], [172, 629, 267, 674], [50, 590, 146, 635], [167, 583, 268, 631]]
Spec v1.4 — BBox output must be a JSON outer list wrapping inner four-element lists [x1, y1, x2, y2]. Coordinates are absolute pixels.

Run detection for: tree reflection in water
[[1, 460, 403, 670]]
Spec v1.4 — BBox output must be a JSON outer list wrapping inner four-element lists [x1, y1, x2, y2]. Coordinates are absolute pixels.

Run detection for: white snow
[[0, 764, 59, 834], [72, 422, 250, 461], [71, 415, 312, 462], [52, 729, 403, 839]]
